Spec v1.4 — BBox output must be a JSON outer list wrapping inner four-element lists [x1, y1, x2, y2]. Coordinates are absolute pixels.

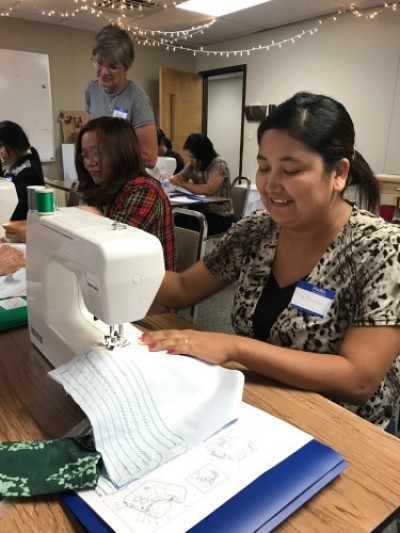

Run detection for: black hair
[[257, 92, 380, 213], [157, 127, 172, 150], [0, 120, 42, 176], [75, 116, 146, 207], [183, 133, 218, 172]]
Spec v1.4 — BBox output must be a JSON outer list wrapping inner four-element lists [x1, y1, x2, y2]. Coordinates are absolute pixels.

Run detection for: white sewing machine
[[26, 207, 165, 367], [0, 178, 18, 239], [146, 157, 177, 181]]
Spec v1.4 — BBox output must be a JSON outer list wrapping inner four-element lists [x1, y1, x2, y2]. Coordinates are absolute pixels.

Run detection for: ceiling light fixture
[[176, 0, 273, 18]]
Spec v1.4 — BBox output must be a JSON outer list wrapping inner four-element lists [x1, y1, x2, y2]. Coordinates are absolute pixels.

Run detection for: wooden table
[[44, 178, 77, 194], [377, 174, 400, 197], [44, 179, 228, 209], [44, 179, 80, 207], [0, 316, 399, 532]]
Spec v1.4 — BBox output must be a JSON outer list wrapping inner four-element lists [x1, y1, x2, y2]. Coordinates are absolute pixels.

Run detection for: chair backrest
[[231, 176, 251, 222], [66, 181, 81, 207], [173, 208, 208, 321], [173, 208, 208, 271], [66, 190, 81, 207]]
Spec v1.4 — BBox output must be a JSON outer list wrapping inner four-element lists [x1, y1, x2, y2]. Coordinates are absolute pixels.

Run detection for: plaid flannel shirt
[[106, 176, 175, 271]]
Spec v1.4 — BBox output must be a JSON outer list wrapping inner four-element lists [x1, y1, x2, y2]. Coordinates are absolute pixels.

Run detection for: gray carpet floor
[[177, 238, 236, 332], [178, 281, 236, 333]]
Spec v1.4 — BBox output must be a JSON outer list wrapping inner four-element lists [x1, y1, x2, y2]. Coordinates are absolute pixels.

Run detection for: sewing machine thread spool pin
[[27, 185, 46, 211]]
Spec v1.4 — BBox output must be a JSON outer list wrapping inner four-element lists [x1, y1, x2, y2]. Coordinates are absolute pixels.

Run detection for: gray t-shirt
[[85, 80, 155, 128]]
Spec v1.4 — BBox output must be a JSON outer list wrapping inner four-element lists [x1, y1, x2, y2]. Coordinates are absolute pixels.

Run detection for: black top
[[165, 148, 185, 173], [5, 154, 44, 220], [252, 271, 298, 342]]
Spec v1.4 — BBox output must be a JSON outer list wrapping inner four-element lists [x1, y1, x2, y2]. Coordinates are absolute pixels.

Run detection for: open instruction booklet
[[0, 244, 27, 331], [49, 328, 347, 532], [167, 185, 207, 203]]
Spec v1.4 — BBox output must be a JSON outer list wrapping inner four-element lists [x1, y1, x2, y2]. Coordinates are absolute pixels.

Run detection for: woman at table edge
[[169, 133, 234, 236], [140, 91, 400, 430]]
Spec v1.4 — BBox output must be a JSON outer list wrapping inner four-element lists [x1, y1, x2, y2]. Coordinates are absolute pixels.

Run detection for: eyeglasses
[[78, 149, 105, 164], [92, 58, 121, 73]]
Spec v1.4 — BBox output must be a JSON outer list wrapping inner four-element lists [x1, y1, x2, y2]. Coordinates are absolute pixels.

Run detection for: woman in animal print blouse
[[140, 92, 400, 430]]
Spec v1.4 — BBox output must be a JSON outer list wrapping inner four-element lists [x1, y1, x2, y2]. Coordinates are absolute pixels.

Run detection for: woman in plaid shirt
[[75, 117, 175, 271]]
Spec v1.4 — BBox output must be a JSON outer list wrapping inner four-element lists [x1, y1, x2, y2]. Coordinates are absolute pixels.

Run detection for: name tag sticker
[[290, 280, 335, 318], [112, 107, 128, 119]]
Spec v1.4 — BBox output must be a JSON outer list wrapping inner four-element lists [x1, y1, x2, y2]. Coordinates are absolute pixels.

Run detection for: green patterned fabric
[[0, 436, 102, 497]]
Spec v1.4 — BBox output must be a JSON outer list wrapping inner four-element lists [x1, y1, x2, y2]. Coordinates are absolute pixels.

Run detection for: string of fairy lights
[[0, 1, 398, 56]]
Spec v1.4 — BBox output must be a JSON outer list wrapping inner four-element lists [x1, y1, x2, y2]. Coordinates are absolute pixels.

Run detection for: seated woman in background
[[0, 121, 45, 220], [75, 116, 175, 271], [140, 92, 400, 430], [157, 128, 185, 173], [170, 133, 234, 236]]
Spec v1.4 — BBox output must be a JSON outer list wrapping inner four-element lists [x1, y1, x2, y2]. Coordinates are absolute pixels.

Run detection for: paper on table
[[73, 402, 313, 533], [175, 186, 193, 194], [168, 195, 200, 204], [0, 267, 26, 298], [49, 332, 244, 488]]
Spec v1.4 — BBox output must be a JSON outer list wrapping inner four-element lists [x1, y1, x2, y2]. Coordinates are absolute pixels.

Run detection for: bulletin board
[[59, 110, 90, 144], [0, 49, 55, 162]]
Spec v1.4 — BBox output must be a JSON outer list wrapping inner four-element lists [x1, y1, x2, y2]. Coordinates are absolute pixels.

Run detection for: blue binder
[[61, 439, 347, 532]]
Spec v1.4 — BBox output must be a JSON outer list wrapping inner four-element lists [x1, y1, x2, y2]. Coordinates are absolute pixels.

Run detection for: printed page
[[0, 268, 26, 298], [173, 187, 206, 198], [78, 402, 312, 533], [50, 336, 244, 488]]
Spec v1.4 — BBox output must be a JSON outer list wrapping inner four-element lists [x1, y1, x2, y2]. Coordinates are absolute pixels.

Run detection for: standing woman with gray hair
[[85, 24, 157, 168]]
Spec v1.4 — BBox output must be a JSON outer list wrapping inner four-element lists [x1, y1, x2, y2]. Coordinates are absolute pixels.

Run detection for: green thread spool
[[36, 188, 55, 214], [27, 185, 46, 211]]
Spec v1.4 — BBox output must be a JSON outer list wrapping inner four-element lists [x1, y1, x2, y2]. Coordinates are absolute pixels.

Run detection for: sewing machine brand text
[[87, 279, 99, 293]]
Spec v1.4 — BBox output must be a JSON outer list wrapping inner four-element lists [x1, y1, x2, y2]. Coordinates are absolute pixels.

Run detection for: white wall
[[196, 10, 400, 180], [207, 76, 243, 178], [2, 11, 400, 182], [0, 18, 196, 179]]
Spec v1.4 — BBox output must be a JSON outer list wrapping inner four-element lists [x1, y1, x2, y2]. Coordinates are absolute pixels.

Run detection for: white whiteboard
[[0, 49, 55, 162]]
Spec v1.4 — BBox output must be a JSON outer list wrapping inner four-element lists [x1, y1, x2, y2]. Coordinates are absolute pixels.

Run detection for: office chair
[[207, 176, 252, 245], [230, 176, 251, 222], [66, 181, 81, 207], [173, 208, 208, 322]]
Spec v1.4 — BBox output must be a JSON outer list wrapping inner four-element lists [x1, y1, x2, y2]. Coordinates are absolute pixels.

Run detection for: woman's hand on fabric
[[138, 329, 236, 365], [0, 244, 25, 275]]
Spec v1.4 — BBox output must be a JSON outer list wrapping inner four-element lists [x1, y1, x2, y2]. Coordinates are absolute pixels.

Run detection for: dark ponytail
[[29, 146, 44, 179], [258, 92, 380, 214], [348, 151, 380, 213]]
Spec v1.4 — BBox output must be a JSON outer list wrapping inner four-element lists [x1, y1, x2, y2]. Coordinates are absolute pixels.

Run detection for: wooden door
[[159, 67, 203, 160]]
